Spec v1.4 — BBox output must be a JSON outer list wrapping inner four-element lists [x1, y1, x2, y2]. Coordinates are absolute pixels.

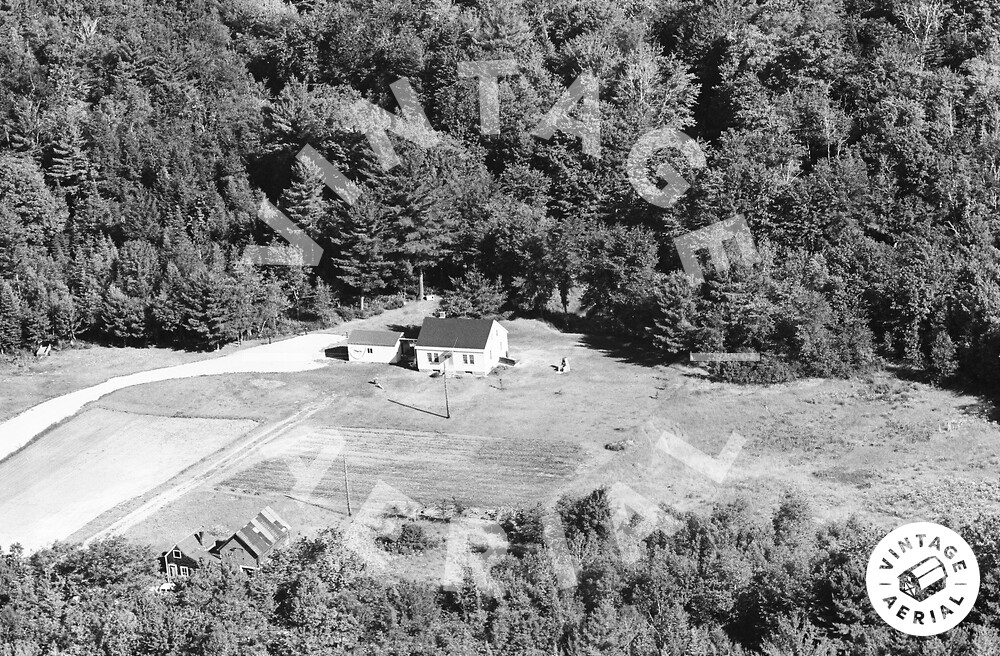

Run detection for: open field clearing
[[0, 408, 257, 551], [5, 312, 1000, 555], [0, 334, 343, 462], [0, 346, 221, 423], [0, 301, 439, 465], [78, 399, 333, 548], [69, 318, 1000, 557]]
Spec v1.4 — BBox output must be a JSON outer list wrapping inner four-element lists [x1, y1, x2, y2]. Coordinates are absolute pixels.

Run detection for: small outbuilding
[[163, 530, 221, 579], [162, 506, 291, 579], [347, 330, 404, 364], [216, 506, 291, 575], [415, 317, 509, 375]]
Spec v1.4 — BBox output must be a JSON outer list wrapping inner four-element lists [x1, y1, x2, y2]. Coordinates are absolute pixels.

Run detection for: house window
[[179, 566, 190, 576], [367, 347, 373, 354], [462, 354, 476, 365], [432, 353, 440, 363], [171, 549, 181, 559], [469, 354, 475, 364]]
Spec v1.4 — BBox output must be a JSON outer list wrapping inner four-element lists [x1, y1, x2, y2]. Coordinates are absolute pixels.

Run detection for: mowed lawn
[[0, 408, 257, 551], [0, 346, 223, 424]]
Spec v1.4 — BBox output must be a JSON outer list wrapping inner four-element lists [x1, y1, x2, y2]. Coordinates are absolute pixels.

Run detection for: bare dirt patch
[[0, 408, 257, 551], [0, 345, 219, 423]]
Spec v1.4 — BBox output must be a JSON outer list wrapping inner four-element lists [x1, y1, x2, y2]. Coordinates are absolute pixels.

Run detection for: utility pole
[[343, 454, 352, 516], [440, 346, 456, 419], [443, 355, 451, 419]]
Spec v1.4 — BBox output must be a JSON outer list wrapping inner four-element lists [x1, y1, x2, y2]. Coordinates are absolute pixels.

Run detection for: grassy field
[[0, 300, 440, 426], [0, 345, 220, 424], [221, 425, 585, 509], [0, 408, 257, 551], [5, 306, 1000, 560], [60, 319, 999, 556]]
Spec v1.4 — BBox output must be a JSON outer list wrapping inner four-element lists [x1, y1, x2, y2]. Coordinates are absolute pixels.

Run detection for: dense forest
[[2, 491, 1000, 655], [1, 0, 999, 387]]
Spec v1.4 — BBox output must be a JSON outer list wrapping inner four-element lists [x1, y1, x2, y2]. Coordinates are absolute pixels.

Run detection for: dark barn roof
[[229, 506, 290, 560], [348, 330, 403, 347], [415, 317, 501, 350]]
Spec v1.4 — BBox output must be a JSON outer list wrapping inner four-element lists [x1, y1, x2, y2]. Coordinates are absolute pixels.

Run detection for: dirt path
[[0, 333, 342, 463], [0, 300, 437, 464], [83, 397, 332, 546], [0, 409, 259, 551]]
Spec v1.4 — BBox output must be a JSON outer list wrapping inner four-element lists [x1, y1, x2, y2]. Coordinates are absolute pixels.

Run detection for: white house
[[415, 317, 508, 375], [347, 330, 404, 364]]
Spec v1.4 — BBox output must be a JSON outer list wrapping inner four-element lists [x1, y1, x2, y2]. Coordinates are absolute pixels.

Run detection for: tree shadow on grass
[[387, 323, 422, 339], [576, 333, 680, 368], [875, 365, 1000, 423]]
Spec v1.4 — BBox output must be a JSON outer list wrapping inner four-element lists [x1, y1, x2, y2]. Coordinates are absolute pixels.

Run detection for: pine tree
[[651, 272, 698, 354], [47, 126, 90, 193], [760, 614, 837, 656], [579, 224, 660, 337], [440, 268, 506, 319], [470, 0, 533, 56], [0, 153, 68, 247], [257, 279, 291, 342], [101, 285, 146, 346], [230, 260, 262, 342], [574, 600, 633, 656], [152, 262, 186, 340], [21, 276, 52, 347], [179, 269, 238, 351], [0, 281, 21, 353], [311, 280, 337, 326], [330, 197, 398, 310], [282, 157, 330, 236], [47, 281, 78, 342], [0, 206, 25, 278], [378, 149, 458, 300], [5, 97, 41, 154], [115, 240, 160, 300]]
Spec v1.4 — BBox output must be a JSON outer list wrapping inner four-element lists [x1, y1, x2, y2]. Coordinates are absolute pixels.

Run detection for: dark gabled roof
[[415, 317, 501, 350], [226, 506, 290, 561], [170, 531, 221, 564], [348, 330, 403, 347]]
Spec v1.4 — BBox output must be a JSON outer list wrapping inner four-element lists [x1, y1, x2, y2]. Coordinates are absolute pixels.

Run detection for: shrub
[[336, 305, 358, 322], [379, 521, 439, 555], [382, 295, 405, 311], [499, 505, 545, 555], [929, 329, 958, 384], [557, 488, 613, 544], [440, 269, 506, 319]]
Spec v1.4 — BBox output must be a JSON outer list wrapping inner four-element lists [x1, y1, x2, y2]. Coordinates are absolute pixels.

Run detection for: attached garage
[[347, 330, 404, 364]]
